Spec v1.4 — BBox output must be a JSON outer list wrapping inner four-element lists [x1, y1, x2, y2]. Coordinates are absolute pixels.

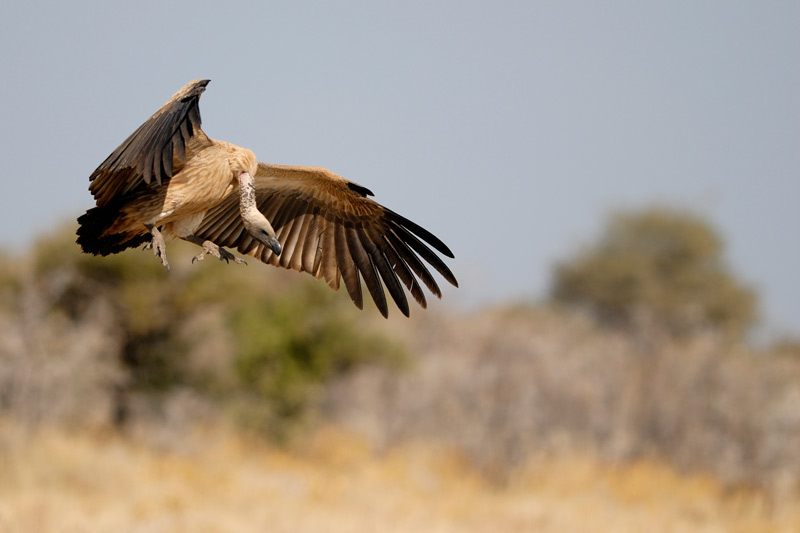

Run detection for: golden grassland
[[1, 419, 798, 533]]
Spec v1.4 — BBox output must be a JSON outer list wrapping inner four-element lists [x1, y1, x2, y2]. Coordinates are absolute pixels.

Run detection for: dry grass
[[1, 418, 798, 533], [327, 307, 800, 494]]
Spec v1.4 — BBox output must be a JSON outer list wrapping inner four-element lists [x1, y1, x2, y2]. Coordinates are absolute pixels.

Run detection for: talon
[[146, 224, 170, 271], [186, 236, 246, 266]]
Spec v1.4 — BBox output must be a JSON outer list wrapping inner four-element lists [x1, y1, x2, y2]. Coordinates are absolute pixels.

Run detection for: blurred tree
[[22, 224, 403, 437], [551, 207, 757, 338]]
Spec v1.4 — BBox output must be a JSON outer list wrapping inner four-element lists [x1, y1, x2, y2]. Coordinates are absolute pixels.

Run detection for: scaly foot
[[144, 224, 170, 271], [186, 236, 247, 265]]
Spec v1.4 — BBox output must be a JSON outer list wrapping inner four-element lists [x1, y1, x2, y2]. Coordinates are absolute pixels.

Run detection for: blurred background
[[1, 2, 798, 531]]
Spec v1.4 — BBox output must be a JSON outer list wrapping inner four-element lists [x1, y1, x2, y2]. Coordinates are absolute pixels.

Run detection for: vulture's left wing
[[88, 79, 212, 206], [194, 163, 457, 317]]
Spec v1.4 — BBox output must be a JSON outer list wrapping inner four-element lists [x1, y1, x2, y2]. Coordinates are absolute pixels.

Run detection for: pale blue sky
[[1, 1, 797, 337]]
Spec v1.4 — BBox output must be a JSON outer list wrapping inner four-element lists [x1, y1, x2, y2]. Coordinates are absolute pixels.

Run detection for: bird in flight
[[77, 79, 457, 317]]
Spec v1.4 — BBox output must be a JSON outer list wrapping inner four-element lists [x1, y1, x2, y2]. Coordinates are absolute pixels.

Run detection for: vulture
[[77, 79, 457, 317]]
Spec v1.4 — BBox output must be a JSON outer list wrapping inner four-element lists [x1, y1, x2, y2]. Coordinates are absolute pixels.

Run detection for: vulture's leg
[[183, 235, 247, 265], [144, 224, 170, 271]]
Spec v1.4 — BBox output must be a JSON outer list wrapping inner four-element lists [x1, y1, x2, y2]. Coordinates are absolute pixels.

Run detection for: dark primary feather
[[88, 79, 210, 206], [346, 181, 374, 197]]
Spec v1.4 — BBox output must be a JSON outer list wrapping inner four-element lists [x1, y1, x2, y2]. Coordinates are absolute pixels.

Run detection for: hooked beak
[[266, 235, 282, 256], [255, 228, 281, 255]]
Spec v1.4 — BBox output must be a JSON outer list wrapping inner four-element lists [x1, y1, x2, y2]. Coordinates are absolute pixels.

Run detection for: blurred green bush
[[16, 224, 404, 439]]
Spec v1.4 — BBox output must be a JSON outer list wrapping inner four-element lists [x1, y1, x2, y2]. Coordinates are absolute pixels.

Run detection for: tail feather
[[76, 203, 148, 256]]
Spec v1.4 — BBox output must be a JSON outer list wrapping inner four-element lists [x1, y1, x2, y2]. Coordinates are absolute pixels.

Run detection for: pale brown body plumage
[[77, 79, 457, 317], [106, 140, 255, 242]]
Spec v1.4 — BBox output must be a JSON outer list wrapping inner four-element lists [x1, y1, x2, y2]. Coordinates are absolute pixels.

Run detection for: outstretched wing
[[88, 79, 213, 206], [194, 163, 458, 317]]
